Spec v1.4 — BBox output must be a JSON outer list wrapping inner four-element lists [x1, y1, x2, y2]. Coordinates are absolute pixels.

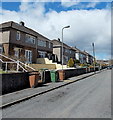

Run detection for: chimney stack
[[58, 38, 60, 41], [19, 21, 25, 26]]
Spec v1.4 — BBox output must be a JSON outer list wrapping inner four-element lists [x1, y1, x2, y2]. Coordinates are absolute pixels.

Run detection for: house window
[[70, 50, 72, 54], [65, 49, 70, 53], [14, 50, 19, 58], [26, 34, 36, 44], [0, 47, 2, 54], [76, 53, 79, 60], [16, 31, 20, 40], [49, 42, 51, 48], [47, 53, 52, 59], [64, 55, 69, 62], [51, 43, 53, 48], [48, 42, 52, 48], [38, 51, 47, 58], [25, 50, 32, 63], [38, 40, 46, 47]]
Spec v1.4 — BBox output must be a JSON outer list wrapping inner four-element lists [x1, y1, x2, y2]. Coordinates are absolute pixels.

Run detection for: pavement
[[2, 69, 111, 118], [1, 71, 100, 108]]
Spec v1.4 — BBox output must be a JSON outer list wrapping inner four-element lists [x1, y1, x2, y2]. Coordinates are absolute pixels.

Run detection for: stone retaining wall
[[1, 72, 30, 95], [64, 68, 87, 79]]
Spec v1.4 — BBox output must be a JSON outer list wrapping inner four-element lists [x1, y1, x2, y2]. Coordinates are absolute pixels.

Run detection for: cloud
[[0, 2, 111, 60], [86, 2, 98, 8], [61, 0, 80, 7], [60, 1, 98, 9]]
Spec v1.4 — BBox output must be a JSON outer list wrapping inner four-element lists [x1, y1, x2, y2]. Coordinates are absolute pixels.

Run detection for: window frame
[[25, 50, 32, 63], [25, 34, 36, 44], [49, 42, 51, 48], [14, 50, 19, 58], [38, 40, 46, 47], [16, 31, 20, 40], [38, 51, 47, 58]]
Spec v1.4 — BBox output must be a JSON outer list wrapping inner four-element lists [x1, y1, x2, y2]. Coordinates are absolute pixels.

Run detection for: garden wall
[[1, 72, 30, 95], [64, 68, 87, 79]]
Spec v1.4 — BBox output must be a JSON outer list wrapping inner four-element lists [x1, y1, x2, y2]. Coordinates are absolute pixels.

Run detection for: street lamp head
[[64, 25, 70, 28], [92, 43, 94, 47]]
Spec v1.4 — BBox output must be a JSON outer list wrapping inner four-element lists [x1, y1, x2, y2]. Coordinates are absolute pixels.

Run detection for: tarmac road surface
[[2, 70, 111, 118]]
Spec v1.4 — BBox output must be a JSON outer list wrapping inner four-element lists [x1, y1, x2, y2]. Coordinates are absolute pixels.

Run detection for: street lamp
[[92, 43, 96, 73], [62, 25, 70, 70]]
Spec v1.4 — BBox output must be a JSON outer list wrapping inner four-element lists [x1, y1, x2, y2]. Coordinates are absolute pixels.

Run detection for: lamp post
[[92, 43, 96, 73], [62, 25, 70, 70]]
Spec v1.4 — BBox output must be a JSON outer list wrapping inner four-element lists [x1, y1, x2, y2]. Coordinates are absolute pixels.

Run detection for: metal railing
[[0, 54, 35, 72]]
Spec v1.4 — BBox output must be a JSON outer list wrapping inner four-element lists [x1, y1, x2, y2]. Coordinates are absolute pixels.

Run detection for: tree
[[67, 58, 74, 67]]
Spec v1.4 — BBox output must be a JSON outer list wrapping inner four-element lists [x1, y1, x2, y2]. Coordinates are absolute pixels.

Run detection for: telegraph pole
[[92, 43, 96, 73]]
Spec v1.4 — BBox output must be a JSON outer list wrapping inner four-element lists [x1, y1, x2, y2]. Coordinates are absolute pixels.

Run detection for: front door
[[25, 50, 32, 64]]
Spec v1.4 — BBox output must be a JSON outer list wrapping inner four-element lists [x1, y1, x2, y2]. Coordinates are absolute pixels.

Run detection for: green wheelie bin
[[50, 70, 58, 82]]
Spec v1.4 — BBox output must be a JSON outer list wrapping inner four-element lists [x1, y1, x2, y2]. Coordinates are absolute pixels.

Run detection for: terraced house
[[72, 47, 87, 64], [0, 21, 53, 63], [83, 50, 94, 65], [52, 39, 76, 64]]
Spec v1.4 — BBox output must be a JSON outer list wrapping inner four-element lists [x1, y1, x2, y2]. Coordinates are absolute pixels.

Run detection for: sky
[[0, 1, 112, 60]]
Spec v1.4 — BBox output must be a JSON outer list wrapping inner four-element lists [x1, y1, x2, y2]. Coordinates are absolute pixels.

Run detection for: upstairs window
[[70, 50, 72, 54], [51, 43, 53, 48], [65, 49, 70, 53], [49, 42, 51, 48], [26, 34, 36, 44], [38, 40, 46, 47], [16, 31, 20, 40]]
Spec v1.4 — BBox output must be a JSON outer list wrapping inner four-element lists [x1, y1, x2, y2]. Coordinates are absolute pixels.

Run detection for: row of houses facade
[[0, 21, 94, 65], [52, 40, 94, 65]]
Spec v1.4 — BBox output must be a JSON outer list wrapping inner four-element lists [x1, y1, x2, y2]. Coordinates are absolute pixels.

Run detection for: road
[[2, 70, 111, 118]]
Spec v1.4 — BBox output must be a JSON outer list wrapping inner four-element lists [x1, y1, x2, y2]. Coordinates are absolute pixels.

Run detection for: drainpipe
[[36, 36, 38, 63], [8, 22, 13, 56]]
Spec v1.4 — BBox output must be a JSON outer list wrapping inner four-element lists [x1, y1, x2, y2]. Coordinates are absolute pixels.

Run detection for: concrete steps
[[37, 58, 68, 69]]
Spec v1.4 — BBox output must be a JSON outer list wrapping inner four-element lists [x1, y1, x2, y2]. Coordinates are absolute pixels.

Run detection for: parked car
[[107, 65, 113, 69]]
